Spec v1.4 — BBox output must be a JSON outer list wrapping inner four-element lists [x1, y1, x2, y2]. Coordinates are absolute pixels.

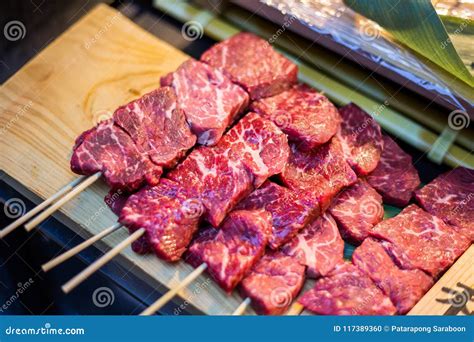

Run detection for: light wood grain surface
[[0, 3, 471, 316]]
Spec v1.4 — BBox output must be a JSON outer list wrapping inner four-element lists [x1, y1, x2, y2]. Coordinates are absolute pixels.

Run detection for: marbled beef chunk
[[161, 60, 249, 146], [71, 119, 162, 192], [415, 167, 474, 241], [236, 181, 318, 249], [201, 33, 298, 100], [282, 213, 344, 278], [280, 138, 357, 212], [168, 113, 289, 227], [119, 179, 201, 261], [186, 210, 272, 293], [240, 251, 305, 315], [299, 263, 397, 315], [353, 238, 433, 314], [329, 179, 384, 244], [370, 204, 470, 278], [367, 135, 420, 206], [337, 103, 384, 175], [218, 112, 290, 188], [251, 84, 341, 151]]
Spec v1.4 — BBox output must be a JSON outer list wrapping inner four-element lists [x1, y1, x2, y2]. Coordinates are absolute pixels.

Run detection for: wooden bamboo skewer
[[0, 175, 88, 239], [42, 222, 123, 272], [24, 171, 102, 232], [62, 227, 145, 293], [140, 263, 208, 315], [232, 297, 251, 315], [286, 302, 304, 315]]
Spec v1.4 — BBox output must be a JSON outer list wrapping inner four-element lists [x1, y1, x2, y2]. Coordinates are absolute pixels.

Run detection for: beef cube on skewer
[[280, 137, 357, 212], [282, 213, 344, 279], [186, 209, 272, 293], [328, 179, 384, 245], [415, 166, 474, 241], [71, 87, 196, 192], [161, 59, 249, 146], [120, 179, 201, 261], [201, 32, 298, 100], [71, 119, 163, 192], [169, 112, 290, 226], [251, 84, 341, 151], [369, 204, 470, 278], [239, 251, 305, 315], [352, 238, 434, 314], [367, 135, 420, 207], [113, 87, 196, 169], [298, 263, 397, 315], [236, 181, 318, 249], [337, 103, 384, 176]]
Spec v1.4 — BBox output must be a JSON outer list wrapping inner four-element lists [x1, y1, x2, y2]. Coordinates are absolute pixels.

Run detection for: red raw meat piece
[[119, 179, 201, 261], [186, 210, 272, 292], [370, 204, 470, 278], [105, 190, 151, 254], [240, 251, 305, 315], [299, 263, 397, 315], [367, 135, 420, 206], [105, 189, 128, 216], [353, 238, 434, 314], [251, 84, 341, 151], [236, 181, 318, 249], [71, 119, 162, 192], [113, 87, 196, 168], [168, 146, 254, 227], [329, 179, 384, 244], [218, 112, 289, 187], [337, 103, 383, 175], [282, 213, 344, 278], [415, 167, 474, 241], [201, 33, 298, 100], [160, 60, 249, 146], [280, 138, 357, 211]]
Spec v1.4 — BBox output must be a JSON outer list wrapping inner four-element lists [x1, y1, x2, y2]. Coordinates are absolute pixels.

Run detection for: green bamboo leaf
[[344, 0, 474, 87]]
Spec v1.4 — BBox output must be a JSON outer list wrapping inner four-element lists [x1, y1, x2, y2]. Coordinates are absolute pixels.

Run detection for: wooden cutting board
[[0, 4, 471, 316]]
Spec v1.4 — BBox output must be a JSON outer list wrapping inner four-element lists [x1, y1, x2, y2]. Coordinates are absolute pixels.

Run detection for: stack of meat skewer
[[2, 33, 472, 316]]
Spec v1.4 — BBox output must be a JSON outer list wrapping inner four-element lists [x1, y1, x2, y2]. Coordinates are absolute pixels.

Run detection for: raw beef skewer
[[0, 174, 90, 238], [61, 113, 289, 294]]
